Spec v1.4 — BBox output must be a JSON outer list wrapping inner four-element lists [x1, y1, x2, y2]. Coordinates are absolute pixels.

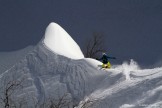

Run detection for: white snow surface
[[43, 22, 84, 59], [0, 23, 162, 108], [0, 46, 34, 73]]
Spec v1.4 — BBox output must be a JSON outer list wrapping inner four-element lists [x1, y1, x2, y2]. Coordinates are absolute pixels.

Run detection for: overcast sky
[[0, 0, 162, 66]]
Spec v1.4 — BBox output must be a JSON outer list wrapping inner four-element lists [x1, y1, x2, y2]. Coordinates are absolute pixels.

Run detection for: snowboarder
[[97, 53, 116, 68]]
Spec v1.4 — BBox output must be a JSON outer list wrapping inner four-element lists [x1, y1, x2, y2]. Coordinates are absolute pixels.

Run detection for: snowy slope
[[0, 43, 107, 107], [76, 61, 162, 108], [0, 46, 34, 73], [0, 22, 162, 108]]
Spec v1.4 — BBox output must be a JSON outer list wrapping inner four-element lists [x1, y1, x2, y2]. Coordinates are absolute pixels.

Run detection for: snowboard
[[102, 62, 111, 68], [100, 62, 111, 70]]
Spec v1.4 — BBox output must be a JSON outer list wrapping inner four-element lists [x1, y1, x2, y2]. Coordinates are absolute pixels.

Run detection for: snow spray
[[122, 59, 140, 80]]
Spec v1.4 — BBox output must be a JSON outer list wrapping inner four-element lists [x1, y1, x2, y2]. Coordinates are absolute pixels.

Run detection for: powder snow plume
[[116, 59, 140, 80]]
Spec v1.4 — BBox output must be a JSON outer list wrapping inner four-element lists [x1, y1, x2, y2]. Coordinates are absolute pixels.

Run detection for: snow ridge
[[43, 22, 84, 59]]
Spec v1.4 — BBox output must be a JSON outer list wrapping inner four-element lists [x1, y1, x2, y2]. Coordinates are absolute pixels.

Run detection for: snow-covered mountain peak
[[43, 22, 84, 59]]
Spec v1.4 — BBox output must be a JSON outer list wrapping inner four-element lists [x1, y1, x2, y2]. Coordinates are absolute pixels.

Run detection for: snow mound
[[0, 44, 106, 107], [43, 22, 84, 59]]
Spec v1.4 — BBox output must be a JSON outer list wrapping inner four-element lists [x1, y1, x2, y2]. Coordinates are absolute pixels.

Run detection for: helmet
[[102, 52, 106, 55]]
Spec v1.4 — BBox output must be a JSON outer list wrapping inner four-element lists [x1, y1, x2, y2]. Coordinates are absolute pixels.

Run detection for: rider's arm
[[107, 56, 116, 59]]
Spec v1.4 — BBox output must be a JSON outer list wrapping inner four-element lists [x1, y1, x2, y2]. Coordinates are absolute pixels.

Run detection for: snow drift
[[0, 22, 162, 108], [43, 22, 84, 59]]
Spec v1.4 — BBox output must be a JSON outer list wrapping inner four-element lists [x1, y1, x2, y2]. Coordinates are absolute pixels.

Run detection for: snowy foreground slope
[[0, 23, 162, 108]]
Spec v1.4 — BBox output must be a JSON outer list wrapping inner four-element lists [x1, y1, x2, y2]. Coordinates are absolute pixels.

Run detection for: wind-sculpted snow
[[43, 22, 84, 59], [0, 43, 107, 107], [0, 43, 162, 108], [0, 22, 162, 108]]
